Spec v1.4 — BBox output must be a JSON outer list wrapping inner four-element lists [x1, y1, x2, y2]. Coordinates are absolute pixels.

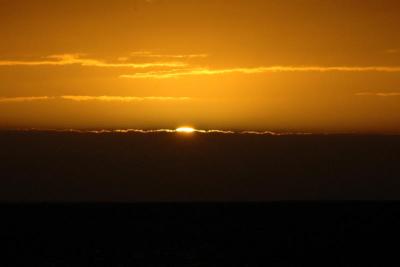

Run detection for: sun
[[176, 127, 196, 133]]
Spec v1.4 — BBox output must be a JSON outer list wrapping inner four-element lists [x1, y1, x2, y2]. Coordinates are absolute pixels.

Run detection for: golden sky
[[1, 0, 400, 133]]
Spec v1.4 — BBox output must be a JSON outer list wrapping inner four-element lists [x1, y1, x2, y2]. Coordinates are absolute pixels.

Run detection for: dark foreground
[[1, 203, 400, 266], [1, 132, 400, 265], [0, 131, 399, 201]]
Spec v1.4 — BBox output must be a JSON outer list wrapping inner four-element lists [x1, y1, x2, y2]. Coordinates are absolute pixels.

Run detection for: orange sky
[[0, 0, 400, 133]]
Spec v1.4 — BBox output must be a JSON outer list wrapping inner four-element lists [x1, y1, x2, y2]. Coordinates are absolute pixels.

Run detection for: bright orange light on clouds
[[1, 0, 400, 133], [176, 127, 196, 133]]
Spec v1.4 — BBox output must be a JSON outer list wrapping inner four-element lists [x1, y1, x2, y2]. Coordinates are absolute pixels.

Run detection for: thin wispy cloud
[[384, 49, 398, 54], [0, 54, 187, 68], [130, 51, 208, 59], [3, 53, 400, 80], [60, 95, 192, 102], [0, 96, 53, 102], [0, 95, 192, 103], [356, 92, 400, 97], [121, 66, 400, 79], [19, 128, 310, 136]]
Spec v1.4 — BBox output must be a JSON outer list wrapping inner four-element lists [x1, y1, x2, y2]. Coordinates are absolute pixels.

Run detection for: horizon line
[[0, 128, 399, 136]]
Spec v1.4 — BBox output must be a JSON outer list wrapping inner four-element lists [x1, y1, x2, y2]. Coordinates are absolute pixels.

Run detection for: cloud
[[356, 92, 400, 97], [60, 95, 192, 102], [0, 95, 192, 103], [120, 66, 400, 79], [130, 51, 208, 59], [0, 96, 53, 102], [3, 53, 400, 81], [19, 128, 312, 136], [384, 49, 398, 54], [0, 54, 187, 68]]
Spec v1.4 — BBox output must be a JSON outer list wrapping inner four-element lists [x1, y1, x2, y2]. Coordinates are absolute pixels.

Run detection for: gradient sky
[[1, 0, 400, 133]]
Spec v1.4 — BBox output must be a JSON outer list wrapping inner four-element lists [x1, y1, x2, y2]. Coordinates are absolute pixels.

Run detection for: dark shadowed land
[[1, 130, 399, 201], [1, 131, 400, 266], [1, 203, 400, 266]]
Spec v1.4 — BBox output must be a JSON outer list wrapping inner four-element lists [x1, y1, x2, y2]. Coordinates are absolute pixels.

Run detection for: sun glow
[[176, 127, 196, 133]]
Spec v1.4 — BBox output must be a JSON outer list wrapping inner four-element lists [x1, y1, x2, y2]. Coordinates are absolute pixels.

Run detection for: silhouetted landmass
[[0, 131, 399, 201], [1, 132, 400, 265], [1, 203, 400, 266]]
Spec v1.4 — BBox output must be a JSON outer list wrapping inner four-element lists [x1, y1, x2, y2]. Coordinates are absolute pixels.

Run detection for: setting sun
[[176, 127, 196, 133], [1, 0, 400, 133], [1, 1, 400, 261]]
